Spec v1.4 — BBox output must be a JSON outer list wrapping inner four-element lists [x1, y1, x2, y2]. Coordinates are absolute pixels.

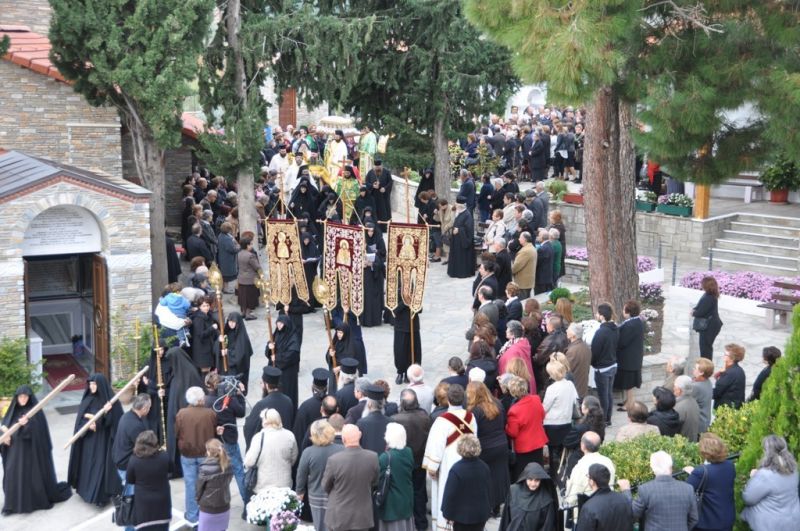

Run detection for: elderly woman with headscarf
[[268, 314, 301, 409], [499, 462, 558, 531]]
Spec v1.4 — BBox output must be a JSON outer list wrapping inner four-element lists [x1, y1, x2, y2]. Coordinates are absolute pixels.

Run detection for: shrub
[[600, 433, 700, 487], [708, 402, 759, 455], [658, 193, 694, 207], [545, 178, 568, 200], [548, 287, 572, 304], [639, 282, 664, 303], [680, 270, 800, 302], [0, 337, 42, 397]]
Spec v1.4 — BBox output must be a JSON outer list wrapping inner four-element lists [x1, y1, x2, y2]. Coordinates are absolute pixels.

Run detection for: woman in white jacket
[[542, 357, 578, 477], [483, 209, 507, 249], [244, 408, 298, 493]]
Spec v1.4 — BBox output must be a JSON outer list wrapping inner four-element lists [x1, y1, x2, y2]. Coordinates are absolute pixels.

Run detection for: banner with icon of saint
[[385, 222, 429, 315], [265, 220, 309, 305]]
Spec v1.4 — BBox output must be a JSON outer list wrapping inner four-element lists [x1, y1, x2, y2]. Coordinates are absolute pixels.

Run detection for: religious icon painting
[[385, 222, 429, 315], [323, 221, 365, 316], [265, 220, 310, 305]]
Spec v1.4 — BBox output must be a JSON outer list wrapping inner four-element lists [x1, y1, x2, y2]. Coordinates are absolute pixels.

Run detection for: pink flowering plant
[[680, 270, 800, 302], [566, 247, 656, 273]]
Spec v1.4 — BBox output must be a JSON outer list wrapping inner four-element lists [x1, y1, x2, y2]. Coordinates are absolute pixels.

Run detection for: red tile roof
[[0, 25, 204, 139]]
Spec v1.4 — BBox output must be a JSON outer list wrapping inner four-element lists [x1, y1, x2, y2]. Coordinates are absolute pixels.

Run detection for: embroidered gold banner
[[264, 220, 310, 305], [385, 222, 429, 315], [322, 221, 365, 316]]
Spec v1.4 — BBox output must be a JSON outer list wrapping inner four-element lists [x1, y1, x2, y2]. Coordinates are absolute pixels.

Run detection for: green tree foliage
[[48, 0, 215, 302], [0, 35, 9, 57], [734, 306, 800, 522]]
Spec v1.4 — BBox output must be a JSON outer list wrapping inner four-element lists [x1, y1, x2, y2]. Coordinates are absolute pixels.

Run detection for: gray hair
[[548, 228, 560, 240], [355, 377, 372, 394], [567, 322, 583, 339], [384, 422, 407, 450], [674, 375, 693, 396], [493, 178, 503, 189], [399, 389, 419, 411], [456, 434, 482, 459], [535, 181, 544, 191], [650, 451, 673, 476], [339, 371, 357, 386], [522, 210, 533, 222], [494, 237, 507, 248], [407, 364, 424, 384], [669, 356, 687, 376], [132, 393, 152, 411], [366, 398, 385, 414], [760, 434, 798, 475], [202, 210, 213, 221], [185, 386, 205, 406], [506, 320, 524, 338]]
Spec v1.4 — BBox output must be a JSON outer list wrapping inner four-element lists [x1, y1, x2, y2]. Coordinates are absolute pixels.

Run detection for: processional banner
[[385, 222, 429, 315], [265, 220, 310, 305], [322, 221, 365, 316]]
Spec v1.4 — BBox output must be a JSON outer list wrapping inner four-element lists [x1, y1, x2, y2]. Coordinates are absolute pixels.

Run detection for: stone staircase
[[703, 213, 800, 275]]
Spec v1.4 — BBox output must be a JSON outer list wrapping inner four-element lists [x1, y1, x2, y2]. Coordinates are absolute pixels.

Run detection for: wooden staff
[[64, 366, 149, 449], [208, 263, 228, 372], [153, 324, 168, 451], [278, 170, 286, 217], [0, 374, 76, 446], [401, 166, 411, 223], [134, 318, 140, 371], [410, 310, 416, 365], [323, 308, 336, 368]]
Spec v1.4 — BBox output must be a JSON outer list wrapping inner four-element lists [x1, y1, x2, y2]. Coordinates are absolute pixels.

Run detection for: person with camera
[[203, 373, 247, 503]]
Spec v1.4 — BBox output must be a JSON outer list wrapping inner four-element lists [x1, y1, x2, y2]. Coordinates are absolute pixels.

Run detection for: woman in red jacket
[[505, 375, 548, 480]]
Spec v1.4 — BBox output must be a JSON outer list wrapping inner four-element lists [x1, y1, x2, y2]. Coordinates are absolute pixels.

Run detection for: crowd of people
[[2, 112, 800, 531]]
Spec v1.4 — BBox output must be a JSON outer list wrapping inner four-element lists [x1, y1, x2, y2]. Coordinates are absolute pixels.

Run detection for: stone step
[[708, 247, 799, 270], [722, 229, 800, 247], [735, 213, 800, 229], [701, 256, 799, 275], [713, 239, 800, 258], [729, 221, 800, 238]]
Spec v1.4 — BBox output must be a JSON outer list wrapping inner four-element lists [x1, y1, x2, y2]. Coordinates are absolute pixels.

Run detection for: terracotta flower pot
[[563, 192, 584, 205], [769, 189, 789, 203]]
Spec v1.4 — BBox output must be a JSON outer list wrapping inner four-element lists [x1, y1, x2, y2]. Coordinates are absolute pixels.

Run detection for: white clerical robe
[[325, 139, 349, 184], [268, 152, 290, 175], [284, 163, 301, 201], [422, 406, 478, 530]]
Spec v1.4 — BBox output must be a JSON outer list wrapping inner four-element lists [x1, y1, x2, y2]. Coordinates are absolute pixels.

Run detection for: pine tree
[[0, 36, 9, 56], [49, 0, 215, 303], [734, 306, 800, 526]]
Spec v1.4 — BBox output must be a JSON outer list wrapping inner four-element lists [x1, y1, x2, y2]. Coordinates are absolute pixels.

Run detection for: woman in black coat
[[685, 433, 736, 531], [467, 382, 509, 517], [1, 386, 71, 515], [415, 168, 436, 209], [614, 300, 646, 413], [713, 345, 746, 410], [692, 276, 723, 360], [442, 435, 492, 531], [561, 396, 605, 480], [165, 347, 204, 478], [126, 430, 173, 530], [299, 222, 321, 308], [68, 374, 124, 506], [500, 462, 559, 531], [191, 296, 219, 372], [222, 312, 253, 394], [362, 222, 386, 327], [268, 314, 301, 409], [647, 386, 681, 436]]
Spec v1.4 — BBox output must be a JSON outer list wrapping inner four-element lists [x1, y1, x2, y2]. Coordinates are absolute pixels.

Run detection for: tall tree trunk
[[123, 114, 167, 306], [583, 87, 638, 317], [433, 115, 451, 201], [225, 0, 257, 238]]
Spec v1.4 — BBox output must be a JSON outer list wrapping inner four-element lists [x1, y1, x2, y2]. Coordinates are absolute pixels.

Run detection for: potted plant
[[760, 154, 800, 203], [656, 193, 694, 217], [0, 337, 42, 416], [545, 179, 569, 201], [635, 190, 657, 212]]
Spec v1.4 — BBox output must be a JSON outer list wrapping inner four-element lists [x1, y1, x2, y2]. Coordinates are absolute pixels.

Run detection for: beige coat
[[511, 242, 537, 289], [244, 427, 298, 493]]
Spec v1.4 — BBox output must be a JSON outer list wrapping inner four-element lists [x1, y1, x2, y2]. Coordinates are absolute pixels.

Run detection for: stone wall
[[0, 60, 122, 178], [555, 202, 732, 265], [0, 181, 152, 380], [0, 0, 51, 35]]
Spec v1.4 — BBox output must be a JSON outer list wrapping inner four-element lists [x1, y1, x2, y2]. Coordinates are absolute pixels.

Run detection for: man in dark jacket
[[112, 393, 150, 531], [244, 367, 295, 449], [576, 463, 633, 531], [204, 375, 246, 502], [293, 368, 329, 448], [365, 159, 394, 223], [393, 389, 432, 531], [457, 169, 476, 215], [533, 314, 569, 393], [490, 238, 512, 299], [186, 223, 213, 265], [592, 303, 619, 425], [355, 385, 391, 454]]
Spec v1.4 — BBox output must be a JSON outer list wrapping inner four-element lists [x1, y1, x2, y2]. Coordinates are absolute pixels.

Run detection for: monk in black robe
[[268, 314, 301, 409], [365, 159, 393, 223], [68, 374, 123, 506], [354, 185, 376, 224], [243, 367, 295, 449], [447, 197, 476, 279], [222, 312, 253, 394], [292, 368, 329, 448], [1, 385, 71, 514], [136, 343, 171, 447], [362, 222, 386, 327], [415, 168, 435, 209], [392, 291, 422, 384], [300, 224, 321, 308], [288, 176, 319, 219], [165, 346, 204, 478], [328, 319, 367, 375]]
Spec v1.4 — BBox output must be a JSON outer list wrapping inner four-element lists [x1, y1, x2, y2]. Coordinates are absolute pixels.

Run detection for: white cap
[[468, 367, 486, 383]]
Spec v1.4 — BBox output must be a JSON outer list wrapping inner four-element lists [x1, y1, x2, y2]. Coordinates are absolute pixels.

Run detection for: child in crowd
[[155, 283, 193, 347]]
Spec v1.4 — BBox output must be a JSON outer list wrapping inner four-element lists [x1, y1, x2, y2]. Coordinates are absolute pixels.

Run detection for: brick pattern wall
[[0, 181, 152, 381], [0, 61, 122, 177], [0, 0, 52, 35]]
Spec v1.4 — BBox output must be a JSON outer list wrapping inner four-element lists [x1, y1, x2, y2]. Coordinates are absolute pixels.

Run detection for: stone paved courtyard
[[0, 236, 795, 530]]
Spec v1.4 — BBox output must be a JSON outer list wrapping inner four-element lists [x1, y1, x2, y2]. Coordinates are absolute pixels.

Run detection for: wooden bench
[[758, 281, 800, 329], [724, 172, 764, 203]]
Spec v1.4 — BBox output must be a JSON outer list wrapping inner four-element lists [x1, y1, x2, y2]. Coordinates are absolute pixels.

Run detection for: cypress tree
[[49, 0, 215, 303]]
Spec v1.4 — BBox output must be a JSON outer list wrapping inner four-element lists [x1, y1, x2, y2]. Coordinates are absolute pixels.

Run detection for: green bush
[[0, 337, 42, 396], [545, 179, 568, 200], [548, 287, 572, 304], [708, 401, 759, 455], [600, 433, 700, 486]]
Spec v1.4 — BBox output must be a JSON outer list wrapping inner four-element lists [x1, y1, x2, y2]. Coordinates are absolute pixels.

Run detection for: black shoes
[[395, 373, 404, 385]]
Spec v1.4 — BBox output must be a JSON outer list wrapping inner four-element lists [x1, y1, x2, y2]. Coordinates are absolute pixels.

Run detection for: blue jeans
[[594, 366, 617, 423], [181, 456, 203, 524], [223, 442, 247, 502], [117, 468, 135, 531]]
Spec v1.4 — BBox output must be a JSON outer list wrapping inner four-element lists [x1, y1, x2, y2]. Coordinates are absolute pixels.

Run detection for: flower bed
[[565, 247, 656, 273], [680, 270, 800, 302]]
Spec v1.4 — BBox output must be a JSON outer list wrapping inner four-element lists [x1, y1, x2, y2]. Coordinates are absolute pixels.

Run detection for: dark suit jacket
[[442, 457, 492, 525], [458, 178, 476, 212], [344, 399, 367, 424], [392, 408, 432, 467], [186, 234, 213, 264], [477, 302, 500, 329], [626, 475, 698, 531], [323, 447, 379, 531], [505, 298, 523, 322], [576, 487, 633, 530], [531, 139, 547, 170], [356, 411, 391, 454], [713, 363, 745, 410], [494, 249, 512, 296]]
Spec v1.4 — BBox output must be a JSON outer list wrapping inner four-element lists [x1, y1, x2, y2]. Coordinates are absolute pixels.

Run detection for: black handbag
[[373, 451, 392, 508], [245, 432, 264, 494], [112, 493, 135, 527], [695, 466, 708, 513], [692, 316, 710, 332]]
